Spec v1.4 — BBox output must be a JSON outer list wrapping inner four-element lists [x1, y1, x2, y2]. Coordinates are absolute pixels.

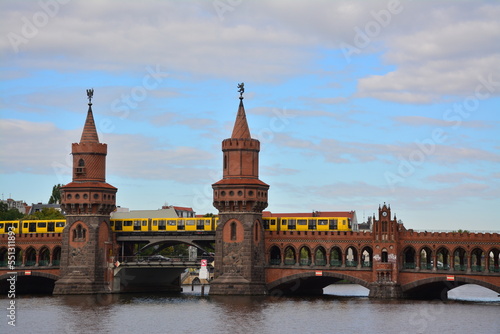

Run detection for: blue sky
[[1, 0, 499, 231]]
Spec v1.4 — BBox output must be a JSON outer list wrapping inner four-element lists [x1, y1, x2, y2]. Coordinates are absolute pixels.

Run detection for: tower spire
[[231, 83, 251, 139], [80, 88, 99, 143]]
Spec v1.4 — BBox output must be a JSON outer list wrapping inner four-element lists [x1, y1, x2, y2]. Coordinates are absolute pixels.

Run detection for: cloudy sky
[[1, 0, 499, 231]]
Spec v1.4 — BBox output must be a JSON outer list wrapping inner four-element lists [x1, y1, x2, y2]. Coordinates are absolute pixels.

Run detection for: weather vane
[[86, 88, 94, 104], [237, 82, 244, 99]]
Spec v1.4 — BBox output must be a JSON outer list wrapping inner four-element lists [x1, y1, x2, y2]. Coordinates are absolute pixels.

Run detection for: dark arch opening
[[269, 246, 281, 265]]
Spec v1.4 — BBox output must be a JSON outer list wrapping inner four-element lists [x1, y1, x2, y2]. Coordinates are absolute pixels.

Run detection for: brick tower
[[210, 84, 269, 295], [53, 89, 117, 294], [369, 203, 403, 298]]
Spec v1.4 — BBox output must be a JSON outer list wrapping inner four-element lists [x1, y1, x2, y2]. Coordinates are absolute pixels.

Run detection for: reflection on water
[[1, 284, 498, 334]]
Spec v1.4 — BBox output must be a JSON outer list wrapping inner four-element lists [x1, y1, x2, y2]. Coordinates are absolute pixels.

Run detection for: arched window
[[76, 159, 85, 174], [73, 224, 87, 241], [269, 246, 281, 265], [381, 249, 388, 263], [230, 222, 236, 241]]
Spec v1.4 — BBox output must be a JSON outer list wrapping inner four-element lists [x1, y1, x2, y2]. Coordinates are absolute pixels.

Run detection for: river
[[2, 284, 499, 334]]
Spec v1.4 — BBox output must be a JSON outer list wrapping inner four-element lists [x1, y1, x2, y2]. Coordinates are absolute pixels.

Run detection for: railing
[[25, 260, 36, 266], [315, 259, 327, 266], [300, 259, 312, 266], [454, 265, 466, 271], [118, 255, 192, 264], [421, 263, 433, 270], [403, 263, 416, 269], [269, 259, 281, 265], [284, 259, 296, 265], [0, 261, 6, 267], [330, 260, 342, 267], [361, 262, 372, 268], [471, 265, 484, 272], [345, 261, 357, 267], [437, 264, 450, 270], [53, 259, 60, 266], [38, 260, 49, 266], [489, 266, 500, 273]]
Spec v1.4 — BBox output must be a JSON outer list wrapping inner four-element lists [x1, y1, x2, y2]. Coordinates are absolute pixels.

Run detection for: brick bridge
[[1, 90, 499, 298], [1, 204, 499, 299]]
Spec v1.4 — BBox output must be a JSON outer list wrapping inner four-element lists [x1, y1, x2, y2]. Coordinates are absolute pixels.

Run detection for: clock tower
[[369, 203, 403, 298], [210, 84, 269, 295]]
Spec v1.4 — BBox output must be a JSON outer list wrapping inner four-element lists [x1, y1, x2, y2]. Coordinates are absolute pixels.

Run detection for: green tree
[[24, 207, 65, 220], [49, 184, 63, 204], [0, 202, 24, 220]]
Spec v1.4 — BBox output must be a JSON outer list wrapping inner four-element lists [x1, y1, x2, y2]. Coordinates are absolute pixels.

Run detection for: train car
[[22, 220, 66, 233], [110, 218, 149, 232], [263, 217, 278, 231], [150, 217, 216, 232], [274, 217, 352, 232], [0, 220, 20, 234]]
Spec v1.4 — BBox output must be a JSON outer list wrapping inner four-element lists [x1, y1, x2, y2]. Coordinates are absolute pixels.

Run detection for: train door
[[288, 219, 296, 230], [158, 219, 166, 231], [178, 219, 185, 231], [47, 221, 55, 232], [114, 220, 123, 231], [308, 219, 316, 230], [196, 219, 204, 230], [329, 219, 338, 230]]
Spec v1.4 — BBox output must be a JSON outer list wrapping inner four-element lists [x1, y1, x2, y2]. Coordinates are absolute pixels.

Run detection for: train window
[[123, 221, 132, 226], [142, 220, 147, 226], [114, 221, 123, 231], [205, 220, 211, 225], [318, 219, 328, 225], [270, 219, 276, 225], [186, 220, 195, 225], [38, 222, 47, 228], [29, 223, 36, 232], [0, 223, 3, 229], [56, 222, 65, 227], [152, 220, 157, 226], [24, 223, 28, 228], [110, 221, 114, 227], [297, 219, 307, 225], [168, 220, 176, 226], [48, 222, 55, 232], [282, 219, 287, 225]]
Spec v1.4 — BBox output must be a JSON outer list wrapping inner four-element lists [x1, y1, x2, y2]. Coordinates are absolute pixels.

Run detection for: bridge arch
[[298, 245, 311, 266], [329, 246, 342, 267], [401, 276, 500, 300], [313, 246, 327, 266], [0, 272, 60, 295], [402, 246, 416, 269], [452, 246, 467, 271], [487, 247, 500, 272], [268, 245, 281, 265], [267, 271, 371, 296], [284, 245, 297, 265]]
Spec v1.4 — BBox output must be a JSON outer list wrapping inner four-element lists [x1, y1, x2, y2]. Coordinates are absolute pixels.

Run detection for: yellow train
[[263, 217, 352, 232], [0, 220, 66, 234], [1, 216, 354, 234], [109, 217, 217, 232]]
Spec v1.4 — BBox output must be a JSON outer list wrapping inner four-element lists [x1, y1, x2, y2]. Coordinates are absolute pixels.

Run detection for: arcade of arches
[[268, 244, 500, 272], [0, 246, 62, 267]]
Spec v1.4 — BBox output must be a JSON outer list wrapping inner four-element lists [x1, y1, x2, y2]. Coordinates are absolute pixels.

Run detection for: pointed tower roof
[[80, 91, 100, 144], [231, 97, 251, 139]]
